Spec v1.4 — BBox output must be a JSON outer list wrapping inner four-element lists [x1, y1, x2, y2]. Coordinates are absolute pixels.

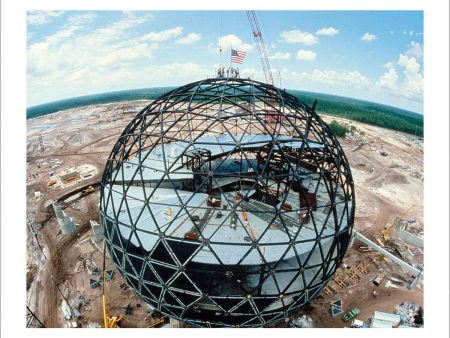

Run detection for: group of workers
[[217, 66, 240, 78]]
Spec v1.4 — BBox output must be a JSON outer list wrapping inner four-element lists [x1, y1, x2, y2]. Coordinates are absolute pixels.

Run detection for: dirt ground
[[26, 102, 424, 328]]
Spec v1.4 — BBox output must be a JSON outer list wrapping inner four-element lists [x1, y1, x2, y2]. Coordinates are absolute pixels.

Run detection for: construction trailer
[[61, 171, 80, 185], [370, 311, 401, 328]]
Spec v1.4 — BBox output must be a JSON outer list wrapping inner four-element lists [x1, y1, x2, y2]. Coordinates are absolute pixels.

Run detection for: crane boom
[[246, 11, 274, 86], [382, 204, 415, 242]]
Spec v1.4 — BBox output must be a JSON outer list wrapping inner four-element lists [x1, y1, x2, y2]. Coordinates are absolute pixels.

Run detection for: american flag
[[231, 49, 246, 64]]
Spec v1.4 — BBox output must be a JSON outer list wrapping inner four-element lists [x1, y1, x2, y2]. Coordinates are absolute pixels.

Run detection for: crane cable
[[27, 221, 75, 318], [219, 11, 223, 59]]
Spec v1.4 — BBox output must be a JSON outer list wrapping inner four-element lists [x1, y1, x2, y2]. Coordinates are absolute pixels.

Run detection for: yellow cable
[[102, 241, 108, 328], [102, 293, 108, 328]]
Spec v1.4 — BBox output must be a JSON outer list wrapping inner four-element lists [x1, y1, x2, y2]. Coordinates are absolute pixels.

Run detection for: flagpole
[[229, 47, 232, 75]]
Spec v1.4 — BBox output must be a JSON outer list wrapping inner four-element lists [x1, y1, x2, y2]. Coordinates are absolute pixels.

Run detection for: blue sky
[[27, 10, 423, 112]]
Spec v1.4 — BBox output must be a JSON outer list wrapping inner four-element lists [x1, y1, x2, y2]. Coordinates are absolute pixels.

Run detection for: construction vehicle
[[104, 314, 122, 328], [81, 185, 95, 196], [350, 319, 368, 328], [382, 204, 415, 242], [372, 273, 385, 287], [147, 317, 166, 328], [342, 308, 360, 322]]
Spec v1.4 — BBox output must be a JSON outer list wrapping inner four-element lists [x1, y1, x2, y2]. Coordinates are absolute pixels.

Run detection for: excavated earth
[[26, 102, 424, 328]]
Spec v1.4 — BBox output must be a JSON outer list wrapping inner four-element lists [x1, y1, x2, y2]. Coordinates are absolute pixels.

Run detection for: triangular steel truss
[[100, 78, 355, 327]]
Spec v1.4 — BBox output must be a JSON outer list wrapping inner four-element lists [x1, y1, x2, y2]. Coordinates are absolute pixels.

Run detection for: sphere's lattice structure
[[100, 78, 355, 327]]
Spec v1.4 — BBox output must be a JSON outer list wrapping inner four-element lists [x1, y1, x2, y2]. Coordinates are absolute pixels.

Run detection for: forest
[[290, 90, 424, 137]]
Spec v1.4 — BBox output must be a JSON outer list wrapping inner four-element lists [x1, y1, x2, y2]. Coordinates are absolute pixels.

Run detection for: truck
[[350, 319, 368, 328], [342, 308, 360, 322]]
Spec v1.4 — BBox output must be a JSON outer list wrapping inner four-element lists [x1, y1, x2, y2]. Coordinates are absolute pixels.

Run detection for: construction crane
[[382, 204, 415, 242], [246, 11, 279, 128], [246, 11, 274, 86]]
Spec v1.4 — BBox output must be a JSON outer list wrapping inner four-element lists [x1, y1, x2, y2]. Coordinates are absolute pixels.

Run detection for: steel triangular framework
[[100, 78, 355, 327], [26, 306, 45, 328]]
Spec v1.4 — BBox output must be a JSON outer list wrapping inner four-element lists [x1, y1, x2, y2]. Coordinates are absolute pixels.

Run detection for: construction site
[[26, 79, 424, 328], [25, 11, 423, 329]]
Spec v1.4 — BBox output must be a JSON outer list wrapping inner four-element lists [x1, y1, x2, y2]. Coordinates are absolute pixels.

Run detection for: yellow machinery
[[382, 204, 415, 242], [102, 243, 122, 328], [147, 317, 165, 328], [82, 185, 95, 195]]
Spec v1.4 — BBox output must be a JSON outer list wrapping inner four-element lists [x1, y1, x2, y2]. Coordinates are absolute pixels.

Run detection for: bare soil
[[26, 103, 424, 328]]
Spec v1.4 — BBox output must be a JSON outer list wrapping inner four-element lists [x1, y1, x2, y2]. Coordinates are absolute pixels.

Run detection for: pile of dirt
[[369, 172, 409, 188], [385, 172, 409, 185]]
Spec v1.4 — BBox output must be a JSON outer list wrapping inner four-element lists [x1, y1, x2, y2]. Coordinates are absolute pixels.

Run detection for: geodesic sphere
[[100, 78, 355, 327]]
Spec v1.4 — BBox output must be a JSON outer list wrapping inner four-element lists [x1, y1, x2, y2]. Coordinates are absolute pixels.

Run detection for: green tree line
[[290, 91, 423, 137]]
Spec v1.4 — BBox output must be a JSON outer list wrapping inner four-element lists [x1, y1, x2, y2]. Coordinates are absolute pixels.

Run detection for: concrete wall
[[398, 228, 423, 248]]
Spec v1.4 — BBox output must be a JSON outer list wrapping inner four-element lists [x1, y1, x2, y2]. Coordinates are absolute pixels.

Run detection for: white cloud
[[66, 13, 97, 26], [361, 33, 377, 41], [406, 41, 423, 61], [269, 52, 290, 60], [397, 54, 423, 97], [27, 12, 159, 105], [217, 34, 252, 52], [92, 13, 152, 42], [378, 68, 398, 89], [280, 30, 318, 45], [282, 69, 371, 89], [241, 68, 259, 78], [143, 62, 210, 82], [27, 11, 64, 26], [97, 43, 159, 67], [207, 42, 220, 54], [315, 27, 339, 36], [376, 52, 423, 100], [45, 25, 81, 45], [122, 10, 136, 17], [277, 66, 420, 111], [383, 61, 394, 69], [176, 33, 201, 45], [141, 26, 183, 42], [398, 54, 420, 75], [313, 69, 370, 87], [28, 61, 210, 106], [41, 14, 97, 46], [28, 12, 153, 67], [296, 49, 316, 61]]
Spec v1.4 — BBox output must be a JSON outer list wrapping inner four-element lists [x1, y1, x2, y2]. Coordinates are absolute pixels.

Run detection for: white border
[[1, 1, 449, 338]]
